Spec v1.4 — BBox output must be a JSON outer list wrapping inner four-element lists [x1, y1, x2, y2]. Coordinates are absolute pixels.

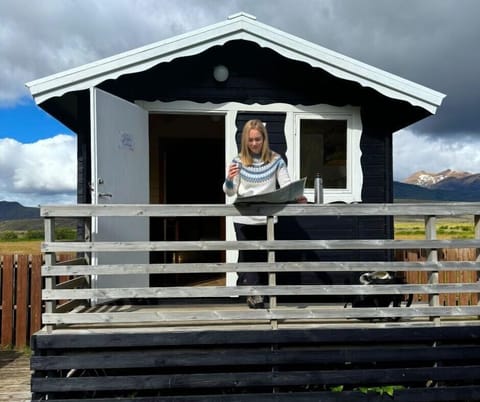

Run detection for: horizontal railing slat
[[41, 261, 480, 276], [41, 239, 480, 253], [42, 283, 480, 300], [41, 306, 480, 325], [40, 203, 480, 217]]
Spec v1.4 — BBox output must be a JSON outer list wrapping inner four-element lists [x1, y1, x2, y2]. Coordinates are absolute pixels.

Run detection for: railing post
[[44, 217, 56, 333], [83, 217, 92, 292], [267, 214, 279, 394], [267, 215, 277, 329], [425, 215, 440, 323]]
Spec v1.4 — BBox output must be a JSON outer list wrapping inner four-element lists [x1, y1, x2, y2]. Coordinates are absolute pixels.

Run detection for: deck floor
[[0, 351, 31, 402], [41, 298, 480, 335]]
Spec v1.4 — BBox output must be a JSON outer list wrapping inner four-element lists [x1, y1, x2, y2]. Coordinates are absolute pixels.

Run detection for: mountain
[[0, 201, 78, 232], [403, 169, 471, 187], [395, 170, 480, 201], [0, 201, 40, 220]]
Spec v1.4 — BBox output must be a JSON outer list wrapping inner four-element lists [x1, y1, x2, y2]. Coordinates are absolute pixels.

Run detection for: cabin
[[26, 11, 446, 289], [26, 13, 480, 401]]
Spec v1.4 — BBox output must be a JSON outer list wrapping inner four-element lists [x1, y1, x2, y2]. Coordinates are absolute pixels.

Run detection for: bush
[[25, 230, 44, 240], [55, 227, 77, 240], [0, 231, 18, 241]]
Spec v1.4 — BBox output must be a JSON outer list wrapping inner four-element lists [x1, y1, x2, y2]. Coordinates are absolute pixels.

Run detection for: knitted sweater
[[223, 153, 292, 225]]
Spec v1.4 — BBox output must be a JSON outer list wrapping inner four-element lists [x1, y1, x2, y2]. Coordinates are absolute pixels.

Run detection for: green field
[[394, 217, 475, 239], [0, 219, 77, 254]]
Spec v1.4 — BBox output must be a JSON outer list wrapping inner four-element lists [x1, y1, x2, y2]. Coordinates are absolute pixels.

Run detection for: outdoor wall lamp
[[213, 64, 229, 82]]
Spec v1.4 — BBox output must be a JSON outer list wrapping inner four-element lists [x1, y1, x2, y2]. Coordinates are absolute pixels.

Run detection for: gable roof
[[26, 12, 445, 113]]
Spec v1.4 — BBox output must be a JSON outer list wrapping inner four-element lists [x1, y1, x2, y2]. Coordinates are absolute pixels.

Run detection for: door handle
[[98, 193, 113, 198]]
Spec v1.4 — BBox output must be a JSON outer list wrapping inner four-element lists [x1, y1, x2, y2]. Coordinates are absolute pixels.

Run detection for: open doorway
[[149, 114, 226, 287]]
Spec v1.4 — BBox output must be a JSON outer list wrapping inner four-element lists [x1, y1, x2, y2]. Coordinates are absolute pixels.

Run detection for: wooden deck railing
[[40, 203, 480, 331]]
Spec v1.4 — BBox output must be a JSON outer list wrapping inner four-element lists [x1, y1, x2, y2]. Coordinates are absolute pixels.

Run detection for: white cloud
[[0, 135, 76, 206], [0, 0, 226, 105], [393, 129, 480, 181], [1, 0, 480, 204]]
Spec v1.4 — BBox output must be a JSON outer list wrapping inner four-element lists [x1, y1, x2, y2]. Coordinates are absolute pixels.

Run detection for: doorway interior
[[149, 114, 226, 287]]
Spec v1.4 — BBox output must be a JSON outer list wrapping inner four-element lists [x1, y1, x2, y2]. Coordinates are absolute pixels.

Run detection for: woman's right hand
[[227, 163, 240, 180]]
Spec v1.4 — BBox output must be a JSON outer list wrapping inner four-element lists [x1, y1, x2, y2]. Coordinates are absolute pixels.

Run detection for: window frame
[[291, 108, 362, 203]]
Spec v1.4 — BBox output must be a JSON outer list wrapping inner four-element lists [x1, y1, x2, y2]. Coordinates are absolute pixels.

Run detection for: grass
[[394, 218, 475, 240], [0, 240, 41, 254]]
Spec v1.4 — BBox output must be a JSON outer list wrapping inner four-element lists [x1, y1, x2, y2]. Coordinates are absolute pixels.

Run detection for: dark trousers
[[234, 223, 269, 286]]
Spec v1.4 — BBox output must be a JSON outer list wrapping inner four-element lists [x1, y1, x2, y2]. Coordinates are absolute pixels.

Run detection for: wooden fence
[[0, 254, 71, 349], [396, 248, 478, 306], [0, 254, 41, 349]]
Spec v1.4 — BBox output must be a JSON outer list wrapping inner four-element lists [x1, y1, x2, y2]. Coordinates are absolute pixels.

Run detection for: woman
[[223, 119, 306, 308]]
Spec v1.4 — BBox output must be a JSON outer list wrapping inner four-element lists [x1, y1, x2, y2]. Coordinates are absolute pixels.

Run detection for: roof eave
[[25, 13, 446, 114]]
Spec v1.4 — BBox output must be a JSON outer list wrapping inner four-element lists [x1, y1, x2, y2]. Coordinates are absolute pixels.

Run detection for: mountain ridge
[[0, 201, 77, 232], [398, 169, 480, 201], [403, 169, 472, 187], [0, 201, 40, 220]]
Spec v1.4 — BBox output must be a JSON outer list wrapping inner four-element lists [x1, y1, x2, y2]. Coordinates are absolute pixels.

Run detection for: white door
[[91, 88, 149, 292]]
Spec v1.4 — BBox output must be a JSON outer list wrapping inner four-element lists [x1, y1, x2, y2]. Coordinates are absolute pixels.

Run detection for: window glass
[[300, 119, 347, 188]]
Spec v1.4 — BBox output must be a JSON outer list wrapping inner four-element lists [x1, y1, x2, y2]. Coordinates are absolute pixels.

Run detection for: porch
[[31, 202, 480, 401]]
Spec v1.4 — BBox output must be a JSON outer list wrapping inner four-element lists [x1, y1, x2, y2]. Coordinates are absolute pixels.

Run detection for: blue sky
[[1, 0, 480, 206], [0, 99, 73, 143]]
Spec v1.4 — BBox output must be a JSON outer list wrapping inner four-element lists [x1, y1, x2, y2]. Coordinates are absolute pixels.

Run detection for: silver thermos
[[314, 173, 323, 204]]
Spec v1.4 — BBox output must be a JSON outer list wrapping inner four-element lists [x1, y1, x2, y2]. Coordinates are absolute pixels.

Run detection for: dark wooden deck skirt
[[30, 302, 480, 402]]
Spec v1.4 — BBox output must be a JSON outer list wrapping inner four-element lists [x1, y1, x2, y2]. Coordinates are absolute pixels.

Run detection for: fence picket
[[30, 254, 42, 338], [15, 255, 28, 348], [1, 255, 14, 346]]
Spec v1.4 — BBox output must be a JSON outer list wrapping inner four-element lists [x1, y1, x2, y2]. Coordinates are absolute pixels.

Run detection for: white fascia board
[[26, 14, 445, 113], [25, 18, 241, 104], [239, 18, 446, 114]]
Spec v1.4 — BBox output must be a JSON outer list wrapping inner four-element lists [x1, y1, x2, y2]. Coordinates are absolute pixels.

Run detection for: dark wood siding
[[234, 112, 288, 162], [31, 326, 480, 401]]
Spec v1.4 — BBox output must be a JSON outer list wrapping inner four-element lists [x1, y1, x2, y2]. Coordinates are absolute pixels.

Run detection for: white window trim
[[138, 100, 363, 204], [293, 110, 363, 203]]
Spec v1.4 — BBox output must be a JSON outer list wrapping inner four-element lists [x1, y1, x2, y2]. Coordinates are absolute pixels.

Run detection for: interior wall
[[149, 114, 225, 204], [148, 113, 226, 286]]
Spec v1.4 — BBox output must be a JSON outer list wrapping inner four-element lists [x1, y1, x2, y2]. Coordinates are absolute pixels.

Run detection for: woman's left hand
[[296, 195, 308, 204]]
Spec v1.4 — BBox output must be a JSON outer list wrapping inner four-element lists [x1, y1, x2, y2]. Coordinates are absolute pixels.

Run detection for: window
[[300, 119, 347, 189], [294, 110, 362, 203]]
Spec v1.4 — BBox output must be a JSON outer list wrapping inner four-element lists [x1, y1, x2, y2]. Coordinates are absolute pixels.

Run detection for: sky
[[1, 0, 480, 207]]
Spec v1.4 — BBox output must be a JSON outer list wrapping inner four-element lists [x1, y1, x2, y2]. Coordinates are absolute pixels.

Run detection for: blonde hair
[[239, 119, 274, 166]]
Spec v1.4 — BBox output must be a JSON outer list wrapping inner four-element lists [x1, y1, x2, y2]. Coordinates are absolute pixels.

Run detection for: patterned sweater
[[223, 153, 292, 224]]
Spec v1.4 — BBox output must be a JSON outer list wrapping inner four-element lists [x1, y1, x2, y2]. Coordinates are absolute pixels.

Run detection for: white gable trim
[[26, 13, 445, 113]]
